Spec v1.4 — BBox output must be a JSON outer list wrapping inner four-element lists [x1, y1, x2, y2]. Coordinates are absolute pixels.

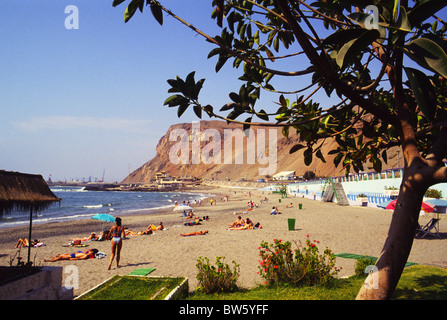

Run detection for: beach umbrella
[[380, 199, 434, 213], [377, 199, 393, 209], [425, 199, 447, 207], [173, 205, 194, 212], [91, 213, 115, 231], [425, 199, 447, 213]]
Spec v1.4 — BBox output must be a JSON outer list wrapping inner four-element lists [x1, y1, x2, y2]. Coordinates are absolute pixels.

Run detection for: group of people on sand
[[227, 216, 262, 230], [125, 222, 165, 236], [42, 217, 126, 270], [40, 217, 164, 270], [24, 194, 278, 269]]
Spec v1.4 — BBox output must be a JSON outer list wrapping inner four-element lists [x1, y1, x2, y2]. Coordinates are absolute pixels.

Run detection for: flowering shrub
[[258, 237, 340, 287], [196, 256, 240, 294]]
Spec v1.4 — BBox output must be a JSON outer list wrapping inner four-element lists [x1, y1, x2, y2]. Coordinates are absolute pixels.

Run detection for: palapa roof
[[0, 170, 61, 215]]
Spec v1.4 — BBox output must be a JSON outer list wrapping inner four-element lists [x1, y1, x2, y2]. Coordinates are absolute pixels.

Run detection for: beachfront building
[[154, 171, 175, 183], [272, 171, 295, 181], [284, 167, 447, 207]]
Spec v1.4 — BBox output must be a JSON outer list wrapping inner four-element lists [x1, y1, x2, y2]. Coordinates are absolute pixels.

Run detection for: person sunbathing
[[228, 218, 254, 230], [15, 238, 44, 248], [153, 222, 164, 230], [126, 222, 165, 236], [69, 232, 99, 243], [180, 230, 208, 236], [184, 219, 201, 226], [185, 212, 195, 219], [44, 249, 99, 262], [228, 216, 244, 228]]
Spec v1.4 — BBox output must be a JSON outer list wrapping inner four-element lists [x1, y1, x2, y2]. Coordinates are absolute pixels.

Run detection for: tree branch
[[425, 121, 447, 168], [159, 3, 315, 77], [276, 0, 400, 128]]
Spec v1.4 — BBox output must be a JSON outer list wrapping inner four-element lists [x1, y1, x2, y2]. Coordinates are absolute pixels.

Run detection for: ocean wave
[[51, 187, 87, 193], [83, 204, 103, 209], [0, 212, 94, 229]]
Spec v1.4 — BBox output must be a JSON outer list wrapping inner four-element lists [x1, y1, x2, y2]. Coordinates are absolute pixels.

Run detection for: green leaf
[[164, 94, 186, 107], [394, 7, 411, 32], [316, 149, 326, 163], [215, 55, 229, 72], [323, 28, 365, 46], [243, 117, 252, 134], [193, 105, 202, 119], [403, 38, 447, 77], [229, 92, 241, 103], [254, 30, 260, 45], [112, 0, 126, 7], [124, 0, 142, 23], [404, 67, 436, 121], [392, 0, 401, 23], [273, 36, 279, 52], [371, 155, 382, 173], [382, 150, 388, 164], [347, 12, 375, 29], [220, 103, 237, 112], [336, 29, 381, 68], [304, 147, 313, 166], [185, 71, 197, 99], [150, 1, 163, 25], [321, 115, 331, 127], [256, 109, 269, 121], [177, 103, 189, 118], [289, 144, 305, 154], [333, 152, 344, 168], [407, 0, 447, 28], [203, 105, 213, 117]]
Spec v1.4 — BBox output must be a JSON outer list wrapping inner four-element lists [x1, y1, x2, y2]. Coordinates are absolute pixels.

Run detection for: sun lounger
[[415, 218, 441, 238]]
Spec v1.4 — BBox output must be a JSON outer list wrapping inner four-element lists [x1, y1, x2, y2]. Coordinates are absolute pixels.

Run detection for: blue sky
[[1, 1, 444, 182], [1, 1, 248, 182]]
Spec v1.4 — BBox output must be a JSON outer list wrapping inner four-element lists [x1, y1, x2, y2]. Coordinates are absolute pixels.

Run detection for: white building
[[273, 171, 295, 180]]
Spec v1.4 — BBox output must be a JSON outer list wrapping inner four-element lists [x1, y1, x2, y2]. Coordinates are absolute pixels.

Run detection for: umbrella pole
[[27, 206, 33, 265]]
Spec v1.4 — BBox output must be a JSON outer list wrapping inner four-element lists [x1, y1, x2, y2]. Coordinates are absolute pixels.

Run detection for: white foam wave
[[83, 204, 103, 209]]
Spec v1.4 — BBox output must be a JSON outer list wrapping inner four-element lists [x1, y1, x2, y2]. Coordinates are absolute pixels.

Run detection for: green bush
[[258, 237, 340, 287], [354, 257, 377, 277], [425, 188, 442, 199], [196, 256, 240, 294]]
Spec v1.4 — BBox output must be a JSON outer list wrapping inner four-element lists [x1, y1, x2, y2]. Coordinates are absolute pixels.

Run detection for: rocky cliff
[[123, 120, 399, 183]]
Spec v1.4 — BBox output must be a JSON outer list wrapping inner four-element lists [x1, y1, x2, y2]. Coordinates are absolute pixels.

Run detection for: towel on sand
[[128, 268, 156, 276]]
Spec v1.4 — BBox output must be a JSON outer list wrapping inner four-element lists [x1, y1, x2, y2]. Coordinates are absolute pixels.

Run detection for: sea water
[[0, 186, 206, 229]]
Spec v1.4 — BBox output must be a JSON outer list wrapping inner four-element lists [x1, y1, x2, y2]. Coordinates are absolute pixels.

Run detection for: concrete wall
[[0, 266, 73, 300]]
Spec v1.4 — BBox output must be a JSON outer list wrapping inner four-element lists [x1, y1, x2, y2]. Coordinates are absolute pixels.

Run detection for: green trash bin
[[298, 203, 303, 210], [288, 218, 295, 231], [279, 199, 281, 203]]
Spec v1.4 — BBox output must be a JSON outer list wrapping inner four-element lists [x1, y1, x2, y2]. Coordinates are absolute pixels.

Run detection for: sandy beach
[[1, 184, 446, 298]]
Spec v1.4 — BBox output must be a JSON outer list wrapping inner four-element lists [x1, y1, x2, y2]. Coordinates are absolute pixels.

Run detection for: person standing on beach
[[108, 217, 125, 270]]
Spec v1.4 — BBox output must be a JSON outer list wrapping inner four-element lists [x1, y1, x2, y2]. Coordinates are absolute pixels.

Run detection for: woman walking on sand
[[108, 217, 125, 270]]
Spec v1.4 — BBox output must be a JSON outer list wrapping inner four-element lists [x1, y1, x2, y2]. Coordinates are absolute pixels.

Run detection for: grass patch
[[77, 276, 185, 300], [393, 265, 447, 300], [77, 265, 447, 300], [187, 265, 447, 300]]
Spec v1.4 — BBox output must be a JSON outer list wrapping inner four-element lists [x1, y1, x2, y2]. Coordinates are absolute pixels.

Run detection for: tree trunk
[[356, 162, 428, 299]]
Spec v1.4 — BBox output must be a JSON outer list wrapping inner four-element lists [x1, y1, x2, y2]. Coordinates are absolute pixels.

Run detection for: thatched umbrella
[[0, 170, 61, 264]]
